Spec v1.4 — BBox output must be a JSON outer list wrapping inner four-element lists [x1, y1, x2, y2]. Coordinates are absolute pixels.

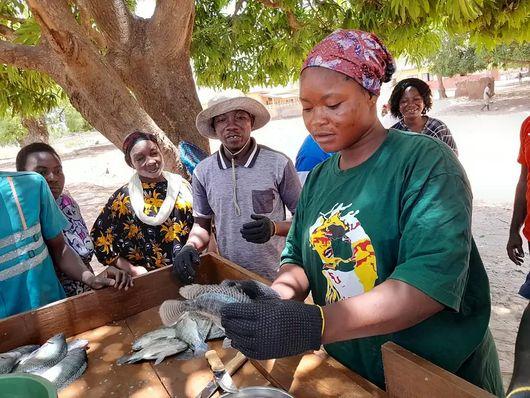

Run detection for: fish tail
[[159, 300, 189, 326], [154, 355, 166, 366], [116, 354, 135, 366]]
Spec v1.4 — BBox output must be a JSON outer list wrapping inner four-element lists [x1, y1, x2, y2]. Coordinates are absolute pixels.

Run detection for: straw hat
[[196, 96, 271, 139]]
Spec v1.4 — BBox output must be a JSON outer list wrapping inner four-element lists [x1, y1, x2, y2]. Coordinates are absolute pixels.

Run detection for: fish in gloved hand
[[159, 284, 251, 327]]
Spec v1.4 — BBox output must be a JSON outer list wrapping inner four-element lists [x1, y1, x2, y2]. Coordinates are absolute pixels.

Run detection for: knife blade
[[197, 351, 247, 398]]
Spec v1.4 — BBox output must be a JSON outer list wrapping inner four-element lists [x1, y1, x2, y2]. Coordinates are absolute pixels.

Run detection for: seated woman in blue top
[[0, 171, 132, 318]]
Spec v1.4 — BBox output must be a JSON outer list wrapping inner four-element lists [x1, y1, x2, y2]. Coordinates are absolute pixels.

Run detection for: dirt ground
[[1, 79, 529, 389]]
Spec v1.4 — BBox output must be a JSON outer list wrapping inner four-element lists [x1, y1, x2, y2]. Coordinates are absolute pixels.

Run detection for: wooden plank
[[59, 320, 170, 398], [124, 307, 270, 398], [0, 265, 181, 352], [251, 351, 382, 398], [196, 252, 271, 285], [382, 342, 495, 398]]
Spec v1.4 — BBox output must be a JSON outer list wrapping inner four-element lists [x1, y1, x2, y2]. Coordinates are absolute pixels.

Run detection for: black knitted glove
[[220, 280, 281, 301], [240, 214, 275, 244], [221, 300, 323, 360], [172, 244, 200, 284]]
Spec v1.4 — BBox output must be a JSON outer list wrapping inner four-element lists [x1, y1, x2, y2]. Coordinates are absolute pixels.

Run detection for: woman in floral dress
[[91, 131, 194, 276]]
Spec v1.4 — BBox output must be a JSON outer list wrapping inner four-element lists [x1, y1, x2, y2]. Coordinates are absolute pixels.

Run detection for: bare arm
[[46, 233, 95, 284], [271, 263, 443, 344], [186, 217, 212, 252], [320, 279, 444, 344], [271, 263, 310, 301], [507, 165, 528, 265], [46, 234, 132, 290], [273, 220, 292, 237]]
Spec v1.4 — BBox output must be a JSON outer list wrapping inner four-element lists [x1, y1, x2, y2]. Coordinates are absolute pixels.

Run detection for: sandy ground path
[[1, 79, 529, 389]]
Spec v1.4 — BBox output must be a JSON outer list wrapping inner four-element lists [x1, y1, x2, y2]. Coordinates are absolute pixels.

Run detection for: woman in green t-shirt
[[220, 30, 504, 396]]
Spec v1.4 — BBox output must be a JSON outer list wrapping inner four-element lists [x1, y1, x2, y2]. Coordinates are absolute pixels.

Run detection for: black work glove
[[221, 300, 323, 360], [220, 280, 281, 301], [172, 244, 200, 284], [240, 214, 275, 244]]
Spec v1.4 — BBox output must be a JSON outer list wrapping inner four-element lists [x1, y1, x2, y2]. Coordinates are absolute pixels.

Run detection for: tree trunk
[[20, 116, 49, 146], [0, 0, 209, 178], [437, 74, 448, 99]]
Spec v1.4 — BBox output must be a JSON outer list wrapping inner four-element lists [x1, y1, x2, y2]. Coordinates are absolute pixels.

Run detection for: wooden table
[[0, 253, 495, 398]]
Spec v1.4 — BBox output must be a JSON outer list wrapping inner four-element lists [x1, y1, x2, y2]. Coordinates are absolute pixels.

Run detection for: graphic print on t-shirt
[[308, 203, 377, 303]]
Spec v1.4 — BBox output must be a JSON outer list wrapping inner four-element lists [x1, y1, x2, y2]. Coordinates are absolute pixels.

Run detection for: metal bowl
[[220, 386, 294, 398]]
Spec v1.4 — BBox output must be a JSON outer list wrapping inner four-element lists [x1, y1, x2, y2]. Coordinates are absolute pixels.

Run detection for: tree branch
[[79, 0, 132, 45], [0, 24, 16, 40], [149, 0, 195, 54], [255, 0, 301, 31], [75, 1, 107, 50], [0, 41, 56, 75]]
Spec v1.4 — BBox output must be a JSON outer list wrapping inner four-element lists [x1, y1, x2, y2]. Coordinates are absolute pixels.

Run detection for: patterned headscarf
[[302, 29, 396, 96], [122, 131, 159, 167]]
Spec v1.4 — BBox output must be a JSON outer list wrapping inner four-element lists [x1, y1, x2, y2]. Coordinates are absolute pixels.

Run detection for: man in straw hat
[[172, 96, 301, 283]]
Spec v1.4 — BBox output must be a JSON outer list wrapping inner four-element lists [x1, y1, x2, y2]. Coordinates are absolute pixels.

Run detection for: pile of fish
[[117, 282, 254, 366], [0, 333, 88, 390]]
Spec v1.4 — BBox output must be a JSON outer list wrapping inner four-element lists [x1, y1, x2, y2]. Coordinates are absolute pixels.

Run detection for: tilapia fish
[[159, 284, 251, 327], [132, 327, 177, 351], [173, 313, 208, 355], [38, 348, 88, 390], [117, 338, 188, 366], [5, 345, 39, 366], [15, 333, 67, 373], [0, 353, 20, 374]]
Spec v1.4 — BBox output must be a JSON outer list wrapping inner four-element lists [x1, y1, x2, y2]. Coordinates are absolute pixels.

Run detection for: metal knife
[[197, 351, 247, 398]]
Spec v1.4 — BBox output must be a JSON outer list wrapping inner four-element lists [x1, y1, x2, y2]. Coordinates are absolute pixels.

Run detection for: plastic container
[[0, 374, 58, 398]]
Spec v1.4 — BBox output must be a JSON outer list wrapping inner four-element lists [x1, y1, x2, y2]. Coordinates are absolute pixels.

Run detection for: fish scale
[[38, 348, 88, 390]]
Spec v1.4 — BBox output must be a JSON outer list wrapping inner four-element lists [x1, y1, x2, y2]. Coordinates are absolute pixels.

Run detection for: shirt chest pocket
[[252, 189, 275, 214]]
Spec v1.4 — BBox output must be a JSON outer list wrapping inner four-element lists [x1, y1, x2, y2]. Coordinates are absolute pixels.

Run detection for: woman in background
[[389, 77, 458, 155]]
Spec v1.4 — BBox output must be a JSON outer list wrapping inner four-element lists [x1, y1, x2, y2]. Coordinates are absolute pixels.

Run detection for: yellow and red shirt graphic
[[308, 203, 377, 303]]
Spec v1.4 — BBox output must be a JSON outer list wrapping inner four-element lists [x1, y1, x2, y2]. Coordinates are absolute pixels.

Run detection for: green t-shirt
[[281, 130, 501, 392]]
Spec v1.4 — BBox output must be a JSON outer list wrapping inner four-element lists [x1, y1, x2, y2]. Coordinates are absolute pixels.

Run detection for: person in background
[[16, 143, 95, 297], [220, 29, 503, 396], [506, 116, 530, 398], [389, 77, 458, 155], [295, 134, 332, 184], [0, 171, 132, 318], [173, 96, 301, 283], [481, 82, 495, 111], [91, 131, 194, 276]]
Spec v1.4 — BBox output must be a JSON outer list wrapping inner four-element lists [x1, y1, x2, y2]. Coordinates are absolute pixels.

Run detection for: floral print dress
[[90, 179, 193, 271], [56, 192, 95, 297]]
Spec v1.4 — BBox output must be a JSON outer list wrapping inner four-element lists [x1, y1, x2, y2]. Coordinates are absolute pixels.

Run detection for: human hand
[[172, 244, 200, 284], [507, 231, 525, 265], [220, 280, 280, 301], [87, 266, 133, 290], [221, 300, 323, 360], [240, 214, 275, 244]]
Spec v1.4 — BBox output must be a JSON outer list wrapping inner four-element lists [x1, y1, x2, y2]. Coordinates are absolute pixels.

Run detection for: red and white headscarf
[[302, 29, 395, 96]]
